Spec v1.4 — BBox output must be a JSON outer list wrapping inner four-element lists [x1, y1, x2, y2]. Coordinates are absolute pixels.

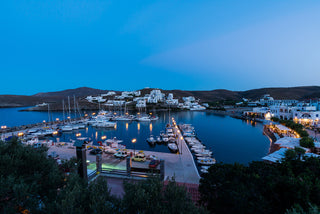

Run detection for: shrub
[[300, 137, 315, 148]]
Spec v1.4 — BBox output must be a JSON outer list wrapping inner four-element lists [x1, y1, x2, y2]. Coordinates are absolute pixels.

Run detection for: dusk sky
[[1, 0, 320, 95]]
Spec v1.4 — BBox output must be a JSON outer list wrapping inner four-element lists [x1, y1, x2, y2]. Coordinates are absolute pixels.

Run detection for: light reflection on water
[[1, 107, 270, 164]]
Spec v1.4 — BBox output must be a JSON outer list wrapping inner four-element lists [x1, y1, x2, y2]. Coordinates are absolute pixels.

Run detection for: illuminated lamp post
[[132, 138, 137, 156]]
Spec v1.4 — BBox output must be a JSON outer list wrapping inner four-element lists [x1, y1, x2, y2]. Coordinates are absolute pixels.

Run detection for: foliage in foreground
[[200, 157, 320, 214], [0, 139, 205, 214]]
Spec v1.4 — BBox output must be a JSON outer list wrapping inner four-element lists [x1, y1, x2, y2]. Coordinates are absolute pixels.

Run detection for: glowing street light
[[132, 138, 137, 156], [56, 118, 60, 121], [1, 125, 7, 129], [43, 120, 46, 123], [101, 135, 107, 140], [76, 133, 81, 137]]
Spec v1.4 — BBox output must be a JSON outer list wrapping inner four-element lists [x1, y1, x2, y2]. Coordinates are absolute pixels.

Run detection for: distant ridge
[[33, 87, 110, 98], [1, 86, 320, 108]]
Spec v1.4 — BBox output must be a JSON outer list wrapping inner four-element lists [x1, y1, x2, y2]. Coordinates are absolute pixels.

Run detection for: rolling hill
[[1, 86, 320, 108]]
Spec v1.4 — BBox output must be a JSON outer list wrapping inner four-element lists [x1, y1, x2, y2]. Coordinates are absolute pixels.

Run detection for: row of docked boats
[[146, 124, 178, 153], [179, 124, 216, 174], [91, 110, 159, 122]]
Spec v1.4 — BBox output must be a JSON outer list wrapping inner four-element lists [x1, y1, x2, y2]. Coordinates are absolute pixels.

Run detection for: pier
[[1, 115, 201, 184]]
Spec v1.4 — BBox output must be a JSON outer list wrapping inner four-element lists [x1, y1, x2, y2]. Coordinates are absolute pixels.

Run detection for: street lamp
[[180, 136, 183, 155], [132, 138, 137, 156]]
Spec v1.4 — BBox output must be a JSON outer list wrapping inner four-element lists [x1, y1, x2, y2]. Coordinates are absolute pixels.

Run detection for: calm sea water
[[0, 107, 270, 164]]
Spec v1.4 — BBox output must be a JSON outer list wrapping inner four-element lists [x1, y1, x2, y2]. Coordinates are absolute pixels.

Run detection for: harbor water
[[0, 107, 270, 164]]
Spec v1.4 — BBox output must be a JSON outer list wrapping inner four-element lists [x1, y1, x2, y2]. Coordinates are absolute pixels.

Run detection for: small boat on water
[[137, 116, 151, 122], [156, 136, 162, 144], [168, 143, 178, 153], [166, 128, 175, 137], [191, 144, 206, 150], [150, 116, 159, 121], [195, 152, 212, 157], [168, 137, 176, 143], [92, 121, 116, 128], [61, 125, 73, 132], [197, 157, 216, 165], [147, 135, 156, 146], [194, 149, 212, 157], [200, 166, 210, 173]]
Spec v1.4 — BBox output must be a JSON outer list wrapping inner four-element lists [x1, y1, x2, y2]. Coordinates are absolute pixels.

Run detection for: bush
[[300, 137, 315, 148], [200, 158, 320, 214]]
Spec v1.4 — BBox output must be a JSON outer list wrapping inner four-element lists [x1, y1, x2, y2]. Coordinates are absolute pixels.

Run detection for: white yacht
[[168, 143, 178, 153], [137, 116, 151, 122], [92, 121, 116, 128], [197, 157, 216, 165], [61, 125, 73, 132], [190, 105, 206, 111]]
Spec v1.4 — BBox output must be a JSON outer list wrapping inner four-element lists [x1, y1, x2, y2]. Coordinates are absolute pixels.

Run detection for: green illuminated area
[[102, 163, 126, 171], [87, 162, 126, 171]]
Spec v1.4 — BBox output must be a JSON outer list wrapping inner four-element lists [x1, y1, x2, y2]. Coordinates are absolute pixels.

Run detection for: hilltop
[[1, 86, 320, 108]]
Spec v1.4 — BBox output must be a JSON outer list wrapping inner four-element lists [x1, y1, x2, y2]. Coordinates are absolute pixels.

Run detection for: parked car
[[114, 151, 128, 159], [89, 148, 102, 155], [132, 153, 146, 162], [149, 160, 161, 168]]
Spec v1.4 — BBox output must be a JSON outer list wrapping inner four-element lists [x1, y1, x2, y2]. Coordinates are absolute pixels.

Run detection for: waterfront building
[[259, 94, 298, 106], [86, 96, 106, 103], [104, 100, 125, 107], [202, 103, 209, 108], [244, 107, 271, 120], [136, 100, 147, 108], [262, 148, 320, 163], [166, 93, 179, 105], [101, 91, 116, 97], [183, 96, 196, 102], [146, 90, 165, 103], [293, 111, 320, 127], [121, 91, 141, 98], [36, 103, 48, 107]]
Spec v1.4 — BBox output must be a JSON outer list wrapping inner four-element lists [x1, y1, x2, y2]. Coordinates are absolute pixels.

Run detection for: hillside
[[238, 86, 320, 100], [0, 95, 46, 108], [33, 87, 110, 98], [1, 86, 320, 108]]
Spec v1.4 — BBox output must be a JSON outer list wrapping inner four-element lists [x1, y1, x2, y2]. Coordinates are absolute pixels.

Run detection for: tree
[[0, 138, 65, 213], [122, 177, 206, 214], [300, 137, 315, 148], [200, 158, 320, 214]]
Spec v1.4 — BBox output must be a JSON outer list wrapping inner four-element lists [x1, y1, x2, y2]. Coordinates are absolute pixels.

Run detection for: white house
[[136, 100, 146, 108], [183, 96, 196, 102]]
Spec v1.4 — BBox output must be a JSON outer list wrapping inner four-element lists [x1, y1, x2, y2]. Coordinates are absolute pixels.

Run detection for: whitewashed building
[[146, 90, 165, 103]]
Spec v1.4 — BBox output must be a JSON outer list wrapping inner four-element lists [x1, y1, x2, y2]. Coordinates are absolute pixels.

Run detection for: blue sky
[[1, 0, 320, 95]]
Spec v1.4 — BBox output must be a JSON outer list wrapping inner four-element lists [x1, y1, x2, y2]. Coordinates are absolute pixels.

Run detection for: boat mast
[[68, 96, 71, 122], [74, 95, 77, 119], [47, 104, 50, 124], [76, 102, 82, 118], [62, 100, 65, 122]]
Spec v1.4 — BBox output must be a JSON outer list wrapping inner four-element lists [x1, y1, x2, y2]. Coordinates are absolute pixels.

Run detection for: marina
[[0, 107, 270, 164], [0, 108, 270, 183]]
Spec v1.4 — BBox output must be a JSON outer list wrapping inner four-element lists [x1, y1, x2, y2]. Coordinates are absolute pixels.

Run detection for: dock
[[2, 117, 201, 185]]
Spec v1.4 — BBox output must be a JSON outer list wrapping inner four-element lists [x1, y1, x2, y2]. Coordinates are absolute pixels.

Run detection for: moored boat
[[168, 143, 178, 153]]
